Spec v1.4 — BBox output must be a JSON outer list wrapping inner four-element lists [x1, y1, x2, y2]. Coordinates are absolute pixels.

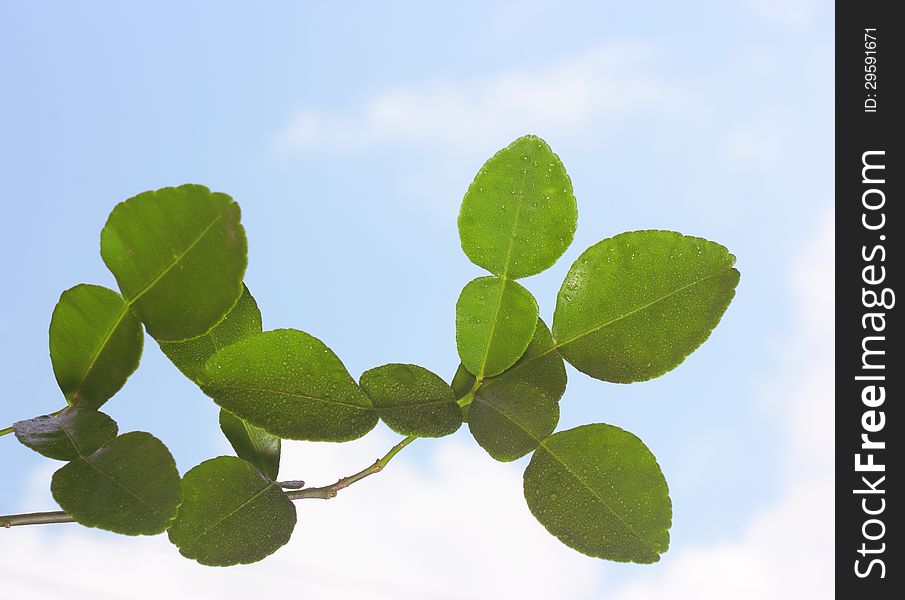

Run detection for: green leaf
[[523, 424, 671, 563], [456, 276, 538, 378], [159, 284, 263, 383], [458, 135, 577, 279], [201, 329, 378, 441], [100, 184, 247, 342], [219, 409, 281, 481], [49, 284, 143, 408], [450, 364, 476, 422], [552, 231, 740, 383], [168, 456, 297, 566], [360, 364, 462, 438], [13, 407, 118, 461], [51, 431, 182, 535], [468, 319, 565, 461]]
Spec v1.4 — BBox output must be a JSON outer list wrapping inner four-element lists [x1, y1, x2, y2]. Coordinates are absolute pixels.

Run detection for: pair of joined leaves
[[197, 324, 462, 443], [14, 408, 180, 535], [454, 135, 739, 388], [50, 185, 247, 413], [14, 185, 293, 565]]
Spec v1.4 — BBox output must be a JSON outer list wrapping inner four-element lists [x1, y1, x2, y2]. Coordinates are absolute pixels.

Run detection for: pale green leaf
[[49, 284, 143, 408], [458, 135, 577, 279], [360, 364, 462, 438], [13, 407, 118, 461], [553, 231, 740, 383], [201, 329, 377, 441], [219, 409, 281, 481], [456, 276, 538, 378], [468, 319, 565, 461], [159, 284, 262, 383], [523, 424, 671, 563], [100, 184, 247, 341], [51, 432, 181, 535], [168, 456, 297, 566]]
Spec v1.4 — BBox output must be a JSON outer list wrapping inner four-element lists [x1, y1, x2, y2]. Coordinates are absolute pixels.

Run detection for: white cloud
[[611, 210, 835, 599], [274, 44, 679, 154]]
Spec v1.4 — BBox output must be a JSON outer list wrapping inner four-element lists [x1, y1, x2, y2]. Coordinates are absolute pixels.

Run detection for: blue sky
[[0, 2, 833, 598]]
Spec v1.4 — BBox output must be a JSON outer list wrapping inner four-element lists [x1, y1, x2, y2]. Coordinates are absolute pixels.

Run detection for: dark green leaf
[[450, 364, 476, 401], [100, 184, 247, 341], [553, 231, 740, 383], [456, 276, 538, 378], [450, 364, 475, 422], [51, 432, 181, 535], [13, 407, 118, 461], [159, 285, 281, 479], [159, 284, 262, 383], [523, 424, 671, 563], [168, 456, 297, 566], [219, 409, 281, 481], [360, 364, 462, 438], [201, 329, 378, 441], [468, 319, 565, 461], [458, 135, 577, 279], [49, 284, 143, 408]]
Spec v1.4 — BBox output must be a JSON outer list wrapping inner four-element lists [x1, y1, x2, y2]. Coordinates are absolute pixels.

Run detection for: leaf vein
[[186, 482, 275, 547], [555, 269, 730, 350], [537, 441, 650, 546], [79, 456, 161, 515], [128, 210, 226, 305], [69, 304, 129, 405]]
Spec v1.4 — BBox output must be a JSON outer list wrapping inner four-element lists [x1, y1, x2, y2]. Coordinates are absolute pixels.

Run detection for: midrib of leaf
[[69, 304, 129, 405], [475, 277, 509, 380], [78, 454, 162, 515], [57, 414, 90, 457], [72, 211, 227, 403], [125, 210, 226, 305], [212, 384, 372, 411], [55, 416, 82, 455], [553, 269, 730, 350], [473, 166, 533, 379], [186, 481, 275, 547], [535, 438, 651, 547], [483, 268, 733, 388], [499, 164, 531, 279]]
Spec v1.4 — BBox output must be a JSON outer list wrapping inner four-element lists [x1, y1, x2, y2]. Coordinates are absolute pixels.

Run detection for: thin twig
[[286, 434, 417, 500], [2, 511, 75, 528]]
